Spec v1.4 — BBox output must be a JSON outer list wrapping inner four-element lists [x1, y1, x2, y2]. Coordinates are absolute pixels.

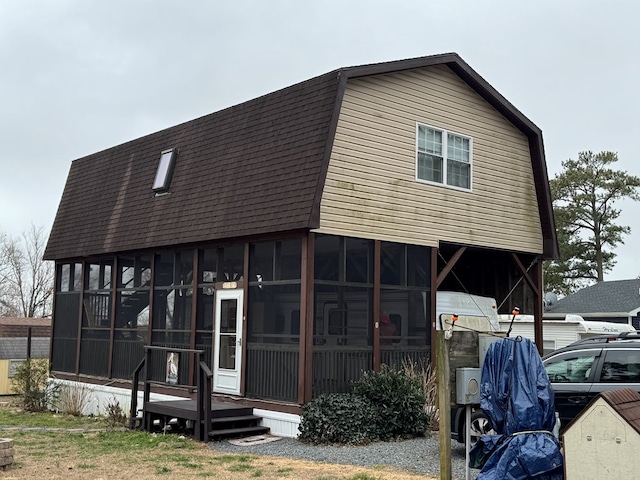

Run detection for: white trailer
[[436, 291, 501, 332], [499, 313, 636, 354]]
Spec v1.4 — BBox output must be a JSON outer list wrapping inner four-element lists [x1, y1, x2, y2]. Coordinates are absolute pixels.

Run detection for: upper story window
[[153, 148, 178, 193], [416, 124, 472, 190]]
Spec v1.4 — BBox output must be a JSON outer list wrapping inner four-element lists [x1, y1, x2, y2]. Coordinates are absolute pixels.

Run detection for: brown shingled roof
[[0, 317, 51, 327], [598, 388, 640, 436], [45, 53, 558, 260], [45, 69, 341, 259]]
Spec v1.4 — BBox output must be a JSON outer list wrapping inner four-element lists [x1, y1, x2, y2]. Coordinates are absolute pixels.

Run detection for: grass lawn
[[0, 405, 435, 480]]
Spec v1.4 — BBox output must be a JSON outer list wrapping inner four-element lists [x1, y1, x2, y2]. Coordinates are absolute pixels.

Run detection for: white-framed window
[[416, 124, 472, 190]]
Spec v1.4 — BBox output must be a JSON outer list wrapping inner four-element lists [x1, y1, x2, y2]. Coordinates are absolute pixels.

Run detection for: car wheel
[[468, 410, 495, 445]]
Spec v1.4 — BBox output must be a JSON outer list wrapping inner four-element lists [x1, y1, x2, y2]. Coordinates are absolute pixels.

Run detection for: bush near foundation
[[352, 366, 430, 440], [298, 393, 379, 445], [11, 359, 58, 412], [298, 365, 430, 445]]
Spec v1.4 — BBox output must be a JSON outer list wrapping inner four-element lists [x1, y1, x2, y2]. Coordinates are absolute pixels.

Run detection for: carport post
[[436, 330, 452, 480]]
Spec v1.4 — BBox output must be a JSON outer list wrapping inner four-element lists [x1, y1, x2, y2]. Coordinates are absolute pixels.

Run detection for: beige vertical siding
[[317, 65, 543, 253]]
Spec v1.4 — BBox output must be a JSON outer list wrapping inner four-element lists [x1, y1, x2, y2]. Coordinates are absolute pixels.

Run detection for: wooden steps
[[142, 399, 270, 441], [210, 424, 271, 440], [210, 411, 270, 440]]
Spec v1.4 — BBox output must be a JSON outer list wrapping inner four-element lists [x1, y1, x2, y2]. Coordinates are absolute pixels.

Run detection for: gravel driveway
[[210, 434, 479, 480]]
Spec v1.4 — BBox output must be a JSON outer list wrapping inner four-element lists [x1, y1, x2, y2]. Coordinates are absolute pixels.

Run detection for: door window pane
[[220, 299, 237, 333], [219, 336, 236, 369]]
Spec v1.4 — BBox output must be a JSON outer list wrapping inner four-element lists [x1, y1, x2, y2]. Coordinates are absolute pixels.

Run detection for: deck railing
[[130, 346, 212, 441], [244, 344, 431, 399], [246, 344, 298, 402]]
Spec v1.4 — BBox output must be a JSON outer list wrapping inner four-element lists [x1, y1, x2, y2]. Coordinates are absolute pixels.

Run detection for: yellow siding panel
[[318, 65, 543, 253], [0, 360, 11, 395]]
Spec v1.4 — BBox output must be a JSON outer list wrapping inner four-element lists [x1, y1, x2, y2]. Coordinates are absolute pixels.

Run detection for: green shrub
[[298, 393, 379, 445], [352, 365, 430, 440], [11, 359, 59, 412]]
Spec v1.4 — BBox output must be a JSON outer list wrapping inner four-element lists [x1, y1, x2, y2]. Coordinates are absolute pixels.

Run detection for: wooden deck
[[133, 346, 270, 441], [144, 399, 251, 420], [143, 399, 269, 440]]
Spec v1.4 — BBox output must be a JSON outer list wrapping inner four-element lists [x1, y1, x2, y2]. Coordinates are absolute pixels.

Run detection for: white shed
[[563, 388, 640, 479]]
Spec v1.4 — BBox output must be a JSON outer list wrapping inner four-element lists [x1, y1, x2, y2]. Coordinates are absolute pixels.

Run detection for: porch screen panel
[[245, 239, 301, 402], [312, 284, 373, 395], [51, 291, 80, 373], [195, 248, 217, 369], [313, 233, 374, 396], [52, 263, 82, 373], [79, 260, 112, 377], [380, 242, 431, 369], [113, 254, 151, 380], [151, 251, 192, 382]]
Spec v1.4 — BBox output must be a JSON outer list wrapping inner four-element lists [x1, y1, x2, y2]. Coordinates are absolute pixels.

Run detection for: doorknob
[[236, 338, 242, 346]]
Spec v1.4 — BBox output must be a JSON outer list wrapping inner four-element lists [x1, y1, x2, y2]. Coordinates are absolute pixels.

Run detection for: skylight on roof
[[153, 148, 177, 193]]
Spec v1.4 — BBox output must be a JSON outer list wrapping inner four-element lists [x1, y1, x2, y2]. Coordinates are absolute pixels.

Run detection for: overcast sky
[[1, 1, 638, 281]]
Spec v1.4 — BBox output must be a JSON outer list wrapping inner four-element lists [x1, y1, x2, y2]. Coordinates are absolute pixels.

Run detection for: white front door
[[213, 289, 243, 395]]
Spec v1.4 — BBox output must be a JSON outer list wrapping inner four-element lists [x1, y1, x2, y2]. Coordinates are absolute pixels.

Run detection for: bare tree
[[0, 225, 54, 317]]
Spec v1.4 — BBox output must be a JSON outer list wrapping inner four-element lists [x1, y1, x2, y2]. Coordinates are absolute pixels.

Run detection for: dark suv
[[451, 332, 640, 444], [542, 332, 640, 430]]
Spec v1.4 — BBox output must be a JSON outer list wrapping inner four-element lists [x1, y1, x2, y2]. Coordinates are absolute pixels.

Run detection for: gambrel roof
[[44, 53, 558, 260]]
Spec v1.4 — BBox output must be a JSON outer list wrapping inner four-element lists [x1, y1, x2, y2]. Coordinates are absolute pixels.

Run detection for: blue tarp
[[469, 337, 564, 479]]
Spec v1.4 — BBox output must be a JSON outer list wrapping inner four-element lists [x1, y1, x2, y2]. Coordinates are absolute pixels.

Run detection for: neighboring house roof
[[0, 337, 50, 360], [44, 52, 557, 261], [0, 318, 51, 327], [547, 279, 640, 315]]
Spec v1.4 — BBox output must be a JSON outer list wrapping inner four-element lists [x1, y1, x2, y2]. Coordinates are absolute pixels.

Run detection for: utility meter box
[[456, 367, 481, 405]]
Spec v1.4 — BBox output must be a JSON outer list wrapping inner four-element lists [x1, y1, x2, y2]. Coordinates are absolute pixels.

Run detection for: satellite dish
[[544, 292, 558, 308]]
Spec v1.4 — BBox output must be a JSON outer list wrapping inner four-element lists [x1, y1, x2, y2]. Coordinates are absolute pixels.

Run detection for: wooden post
[[27, 327, 32, 359], [437, 330, 452, 480]]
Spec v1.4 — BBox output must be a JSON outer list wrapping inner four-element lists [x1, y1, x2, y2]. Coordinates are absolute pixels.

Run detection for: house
[[545, 279, 640, 328], [563, 388, 640, 479], [43, 53, 558, 436], [0, 337, 50, 395]]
